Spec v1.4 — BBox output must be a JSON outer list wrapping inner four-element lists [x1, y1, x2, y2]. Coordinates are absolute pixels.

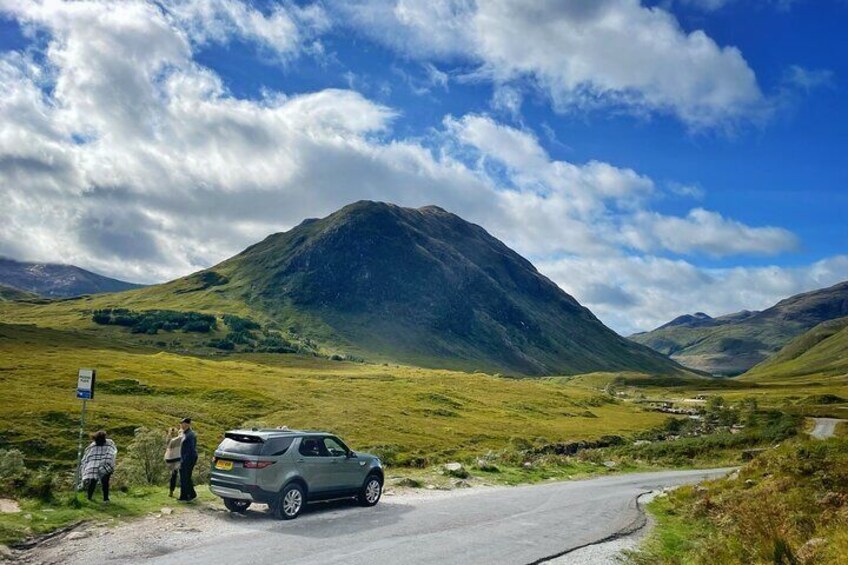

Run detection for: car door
[[295, 436, 334, 494], [324, 436, 367, 491]]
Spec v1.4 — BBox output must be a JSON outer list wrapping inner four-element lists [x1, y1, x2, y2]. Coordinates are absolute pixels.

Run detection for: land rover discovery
[[209, 428, 384, 519]]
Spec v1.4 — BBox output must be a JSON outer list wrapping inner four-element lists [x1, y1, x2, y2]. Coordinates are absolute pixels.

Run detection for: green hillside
[[0, 201, 684, 377], [630, 280, 848, 376], [743, 317, 848, 380], [0, 284, 38, 302]]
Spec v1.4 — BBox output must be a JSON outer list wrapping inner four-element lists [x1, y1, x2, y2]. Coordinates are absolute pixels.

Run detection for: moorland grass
[[627, 436, 848, 564], [0, 322, 668, 470]]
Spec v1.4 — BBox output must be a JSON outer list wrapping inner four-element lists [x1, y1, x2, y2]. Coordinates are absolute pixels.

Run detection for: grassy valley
[[0, 323, 670, 471]]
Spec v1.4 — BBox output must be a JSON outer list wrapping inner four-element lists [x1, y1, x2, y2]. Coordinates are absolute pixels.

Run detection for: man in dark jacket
[[178, 417, 198, 501]]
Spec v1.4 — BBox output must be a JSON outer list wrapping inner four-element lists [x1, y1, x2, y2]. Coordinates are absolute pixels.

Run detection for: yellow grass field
[[0, 323, 667, 468]]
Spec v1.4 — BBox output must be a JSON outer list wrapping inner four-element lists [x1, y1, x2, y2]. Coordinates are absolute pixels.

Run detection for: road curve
[[810, 417, 845, 439], [117, 468, 732, 565]]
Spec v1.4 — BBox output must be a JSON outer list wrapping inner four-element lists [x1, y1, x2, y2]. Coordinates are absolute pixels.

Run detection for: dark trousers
[[169, 469, 178, 494], [86, 474, 110, 501], [179, 460, 196, 500]]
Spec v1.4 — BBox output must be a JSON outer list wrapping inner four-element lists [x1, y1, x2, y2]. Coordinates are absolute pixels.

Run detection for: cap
[[180, 417, 192, 424]]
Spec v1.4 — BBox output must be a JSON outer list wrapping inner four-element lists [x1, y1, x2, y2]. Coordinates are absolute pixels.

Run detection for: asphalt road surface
[[810, 417, 845, 439], [124, 468, 732, 565]]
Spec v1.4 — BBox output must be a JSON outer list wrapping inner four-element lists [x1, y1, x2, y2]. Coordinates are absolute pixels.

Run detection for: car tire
[[223, 498, 251, 513], [358, 474, 382, 507], [273, 483, 305, 520]]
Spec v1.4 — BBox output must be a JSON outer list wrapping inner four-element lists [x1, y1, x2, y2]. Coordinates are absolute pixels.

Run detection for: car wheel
[[274, 483, 305, 520], [358, 474, 382, 507], [223, 498, 251, 513]]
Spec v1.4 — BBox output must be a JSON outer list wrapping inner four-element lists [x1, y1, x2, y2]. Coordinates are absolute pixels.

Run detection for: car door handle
[[296, 458, 305, 463]]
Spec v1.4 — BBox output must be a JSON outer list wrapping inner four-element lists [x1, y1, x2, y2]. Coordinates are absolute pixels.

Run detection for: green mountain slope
[[0, 283, 38, 301], [743, 317, 848, 380], [0, 201, 684, 376], [629, 280, 848, 376]]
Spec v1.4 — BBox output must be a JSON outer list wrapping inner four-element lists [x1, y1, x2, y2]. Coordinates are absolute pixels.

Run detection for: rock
[[522, 462, 533, 469], [452, 480, 471, 489], [160, 507, 173, 515], [728, 470, 740, 481], [475, 459, 499, 472], [0, 545, 13, 559], [632, 440, 652, 446], [425, 484, 436, 490], [0, 499, 20, 514], [443, 462, 469, 479], [797, 537, 827, 563], [602, 460, 617, 469], [66, 531, 91, 541], [745, 479, 756, 487]]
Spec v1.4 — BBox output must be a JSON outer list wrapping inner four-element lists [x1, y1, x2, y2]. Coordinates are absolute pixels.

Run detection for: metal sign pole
[[74, 399, 88, 498]]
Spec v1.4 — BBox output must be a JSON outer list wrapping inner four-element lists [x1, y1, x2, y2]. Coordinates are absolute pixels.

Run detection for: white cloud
[[334, 0, 764, 128], [783, 65, 835, 92], [540, 254, 848, 335], [163, 0, 329, 60], [621, 208, 798, 257]]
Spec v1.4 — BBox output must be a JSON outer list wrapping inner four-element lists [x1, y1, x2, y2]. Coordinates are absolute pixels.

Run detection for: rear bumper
[[210, 484, 254, 501], [210, 478, 276, 504]]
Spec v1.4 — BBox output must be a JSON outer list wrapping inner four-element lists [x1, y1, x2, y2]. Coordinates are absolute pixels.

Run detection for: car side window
[[324, 437, 348, 457], [262, 437, 294, 456], [298, 437, 325, 457]]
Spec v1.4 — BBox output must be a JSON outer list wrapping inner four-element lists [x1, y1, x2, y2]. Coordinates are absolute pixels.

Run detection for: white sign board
[[77, 368, 95, 400]]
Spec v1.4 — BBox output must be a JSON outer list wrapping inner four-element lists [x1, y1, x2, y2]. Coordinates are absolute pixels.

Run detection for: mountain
[[21, 201, 684, 377], [630, 280, 848, 376], [743, 317, 848, 381], [0, 258, 143, 298]]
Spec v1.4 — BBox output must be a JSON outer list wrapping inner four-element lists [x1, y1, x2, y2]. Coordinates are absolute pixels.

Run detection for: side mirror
[[347, 451, 357, 458]]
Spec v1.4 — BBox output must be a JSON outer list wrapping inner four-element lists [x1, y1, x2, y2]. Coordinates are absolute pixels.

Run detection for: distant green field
[[0, 323, 668, 469]]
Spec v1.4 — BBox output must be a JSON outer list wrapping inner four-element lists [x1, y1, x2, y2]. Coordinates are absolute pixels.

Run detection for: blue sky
[[0, 0, 846, 334]]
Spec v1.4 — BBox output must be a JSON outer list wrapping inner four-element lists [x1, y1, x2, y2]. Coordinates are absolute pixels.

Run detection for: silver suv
[[209, 429, 384, 519]]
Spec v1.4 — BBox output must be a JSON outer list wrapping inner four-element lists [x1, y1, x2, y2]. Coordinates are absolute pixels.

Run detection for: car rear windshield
[[217, 433, 264, 456]]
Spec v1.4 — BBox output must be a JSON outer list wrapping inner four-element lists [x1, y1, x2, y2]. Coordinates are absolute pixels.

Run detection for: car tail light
[[243, 460, 274, 469]]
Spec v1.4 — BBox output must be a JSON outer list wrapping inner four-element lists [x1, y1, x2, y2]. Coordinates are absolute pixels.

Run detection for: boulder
[[443, 463, 469, 479]]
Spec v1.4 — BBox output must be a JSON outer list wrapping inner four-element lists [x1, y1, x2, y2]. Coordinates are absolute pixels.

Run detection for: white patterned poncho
[[80, 439, 118, 481]]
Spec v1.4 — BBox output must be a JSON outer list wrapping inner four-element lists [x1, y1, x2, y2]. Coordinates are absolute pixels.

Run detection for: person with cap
[[178, 417, 198, 502]]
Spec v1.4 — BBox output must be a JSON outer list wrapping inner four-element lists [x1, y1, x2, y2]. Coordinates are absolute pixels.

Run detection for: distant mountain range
[[0, 258, 143, 298], [630, 280, 848, 375], [9, 201, 685, 377]]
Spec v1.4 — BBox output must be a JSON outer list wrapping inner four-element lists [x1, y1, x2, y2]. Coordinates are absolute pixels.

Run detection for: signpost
[[74, 369, 96, 497]]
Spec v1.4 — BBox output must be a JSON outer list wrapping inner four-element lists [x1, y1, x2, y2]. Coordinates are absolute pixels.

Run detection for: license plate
[[215, 460, 233, 471]]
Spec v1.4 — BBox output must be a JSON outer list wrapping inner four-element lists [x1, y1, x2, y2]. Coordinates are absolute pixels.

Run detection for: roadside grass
[[0, 486, 216, 546], [626, 436, 848, 564]]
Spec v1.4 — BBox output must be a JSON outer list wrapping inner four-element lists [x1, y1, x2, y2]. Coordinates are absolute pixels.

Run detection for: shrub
[[0, 448, 26, 495], [119, 427, 167, 486], [23, 467, 58, 502]]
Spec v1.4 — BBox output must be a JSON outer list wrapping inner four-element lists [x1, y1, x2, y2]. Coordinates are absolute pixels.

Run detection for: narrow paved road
[[810, 417, 845, 439], [100, 468, 732, 565]]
